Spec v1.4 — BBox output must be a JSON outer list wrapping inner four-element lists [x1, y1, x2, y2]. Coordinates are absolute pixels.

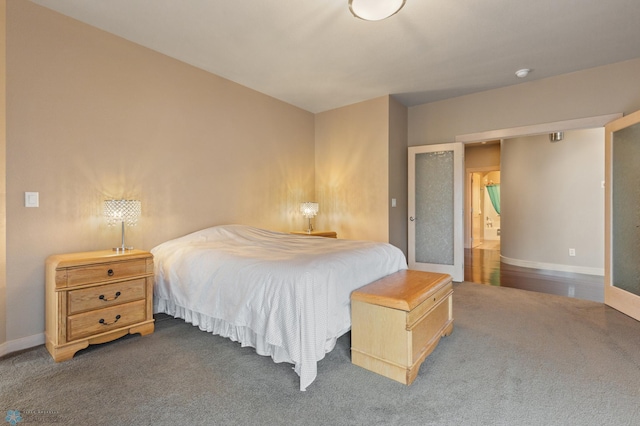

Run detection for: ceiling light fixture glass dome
[[349, 0, 406, 21]]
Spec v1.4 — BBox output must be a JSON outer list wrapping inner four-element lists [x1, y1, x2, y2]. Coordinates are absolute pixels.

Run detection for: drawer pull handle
[[107, 269, 114, 277], [99, 291, 121, 302], [99, 315, 121, 326]]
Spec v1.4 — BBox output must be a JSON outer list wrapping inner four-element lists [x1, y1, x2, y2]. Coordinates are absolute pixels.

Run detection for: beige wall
[[409, 58, 640, 146], [314, 96, 408, 253], [315, 96, 390, 242], [4, 1, 314, 348], [0, 0, 7, 346], [388, 97, 408, 256], [465, 143, 500, 170], [501, 129, 604, 273]]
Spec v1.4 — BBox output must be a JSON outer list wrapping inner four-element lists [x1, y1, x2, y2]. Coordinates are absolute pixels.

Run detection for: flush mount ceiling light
[[515, 68, 531, 78], [349, 0, 406, 21]]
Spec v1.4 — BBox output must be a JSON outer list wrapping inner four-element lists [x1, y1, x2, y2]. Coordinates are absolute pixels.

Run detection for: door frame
[[408, 143, 464, 282], [455, 114, 622, 144], [605, 109, 640, 320]]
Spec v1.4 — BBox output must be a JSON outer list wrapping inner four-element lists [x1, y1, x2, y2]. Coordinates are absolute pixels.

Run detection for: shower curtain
[[486, 184, 500, 215]]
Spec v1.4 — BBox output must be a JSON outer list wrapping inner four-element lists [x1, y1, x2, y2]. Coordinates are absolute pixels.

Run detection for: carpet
[[1, 282, 639, 425]]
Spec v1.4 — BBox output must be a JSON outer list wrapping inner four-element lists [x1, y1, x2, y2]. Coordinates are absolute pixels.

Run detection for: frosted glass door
[[605, 109, 640, 321], [408, 143, 464, 281]]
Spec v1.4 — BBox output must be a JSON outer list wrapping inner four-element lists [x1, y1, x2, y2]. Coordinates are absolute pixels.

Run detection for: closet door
[[605, 109, 640, 321], [408, 143, 464, 282]]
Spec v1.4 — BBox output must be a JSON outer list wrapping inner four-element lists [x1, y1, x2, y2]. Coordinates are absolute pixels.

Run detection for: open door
[[605, 109, 640, 321], [408, 143, 464, 282]]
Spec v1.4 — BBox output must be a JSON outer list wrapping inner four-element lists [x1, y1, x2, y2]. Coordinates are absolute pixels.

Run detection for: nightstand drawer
[[67, 299, 147, 341], [67, 278, 146, 315], [65, 259, 148, 287]]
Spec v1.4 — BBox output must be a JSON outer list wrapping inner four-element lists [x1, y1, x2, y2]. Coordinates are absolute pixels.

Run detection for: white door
[[408, 143, 464, 282], [605, 109, 640, 321]]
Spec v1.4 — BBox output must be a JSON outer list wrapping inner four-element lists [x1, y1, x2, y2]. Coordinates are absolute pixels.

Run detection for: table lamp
[[104, 199, 141, 252], [300, 202, 319, 233]]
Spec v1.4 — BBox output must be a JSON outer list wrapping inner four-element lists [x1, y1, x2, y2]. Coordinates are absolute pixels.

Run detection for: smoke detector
[[515, 69, 531, 78]]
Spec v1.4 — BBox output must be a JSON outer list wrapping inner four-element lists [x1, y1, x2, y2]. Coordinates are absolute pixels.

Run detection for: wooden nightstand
[[290, 231, 337, 238], [45, 249, 155, 362]]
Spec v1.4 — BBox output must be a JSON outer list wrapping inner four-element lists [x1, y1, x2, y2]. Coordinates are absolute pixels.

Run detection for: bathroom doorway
[[470, 170, 500, 250], [464, 139, 501, 251], [465, 163, 502, 287]]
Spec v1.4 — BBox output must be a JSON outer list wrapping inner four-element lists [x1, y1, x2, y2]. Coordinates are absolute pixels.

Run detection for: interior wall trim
[[500, 255, 605, 277], [0, 333, 45, 358], [455, 113, 623, 144]]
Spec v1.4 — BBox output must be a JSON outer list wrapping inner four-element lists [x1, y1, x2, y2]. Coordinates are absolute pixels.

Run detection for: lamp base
[[113, 222, 134, 253], [305, 218, 314, 233], [113, 246, 134, 253]]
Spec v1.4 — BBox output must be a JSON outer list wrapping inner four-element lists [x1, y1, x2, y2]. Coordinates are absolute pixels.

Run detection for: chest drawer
[[67, 278, 146, 315], [67, 299, 147, 341], [408, 294, 452, 362], [407, 281, 453, 328], [64, 259, 148, 287]]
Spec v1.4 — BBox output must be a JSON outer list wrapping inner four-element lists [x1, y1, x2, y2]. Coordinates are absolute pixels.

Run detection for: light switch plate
[[25, 192, 39, 208]]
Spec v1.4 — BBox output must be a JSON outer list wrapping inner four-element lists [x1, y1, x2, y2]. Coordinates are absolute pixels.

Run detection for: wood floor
[[465, 244, 604, 303]]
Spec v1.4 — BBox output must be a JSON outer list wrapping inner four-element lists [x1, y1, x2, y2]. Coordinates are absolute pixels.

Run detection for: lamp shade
[[349, 0, 406, 21], [104, 199, 141, 227], [300, 202, 319, 218]]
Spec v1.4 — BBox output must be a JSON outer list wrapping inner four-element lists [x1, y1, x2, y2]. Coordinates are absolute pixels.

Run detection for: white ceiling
[[30, 0, 640, 113]]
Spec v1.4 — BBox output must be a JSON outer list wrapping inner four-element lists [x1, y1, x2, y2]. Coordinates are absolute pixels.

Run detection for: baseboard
[[0, 333, 45, 358], [500, 255, 604, 276]]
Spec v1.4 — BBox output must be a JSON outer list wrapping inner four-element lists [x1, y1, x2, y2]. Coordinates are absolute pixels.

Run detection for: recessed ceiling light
[[515, 69, 531, 78]]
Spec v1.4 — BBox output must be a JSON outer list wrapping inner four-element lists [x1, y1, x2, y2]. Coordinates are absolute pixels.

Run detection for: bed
[[151, 224, 407, 390]]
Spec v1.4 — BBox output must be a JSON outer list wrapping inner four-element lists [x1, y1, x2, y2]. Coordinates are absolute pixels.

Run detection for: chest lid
[[351, 270, 452, 312]]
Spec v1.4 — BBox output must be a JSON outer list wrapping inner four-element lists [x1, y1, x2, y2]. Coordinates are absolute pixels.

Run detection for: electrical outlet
[[569, 248, 576, 256]]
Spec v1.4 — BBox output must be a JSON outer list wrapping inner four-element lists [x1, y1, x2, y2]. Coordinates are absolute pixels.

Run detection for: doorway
[[469, 170, 500, 250], [464, 140, 501, 251], [457, 114, 621, 302], [465, 152, 503, 288]]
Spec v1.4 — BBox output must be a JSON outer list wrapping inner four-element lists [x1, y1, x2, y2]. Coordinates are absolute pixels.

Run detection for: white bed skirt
[[154, 297, 342, 382]]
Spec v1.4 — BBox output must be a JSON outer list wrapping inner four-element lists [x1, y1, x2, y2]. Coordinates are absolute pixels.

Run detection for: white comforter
[[152, 225, 407, 390]]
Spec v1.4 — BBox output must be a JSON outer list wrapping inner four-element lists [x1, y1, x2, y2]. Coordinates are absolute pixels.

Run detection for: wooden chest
[[45, 250, 155, 362], [351, 270, 453, 385]]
